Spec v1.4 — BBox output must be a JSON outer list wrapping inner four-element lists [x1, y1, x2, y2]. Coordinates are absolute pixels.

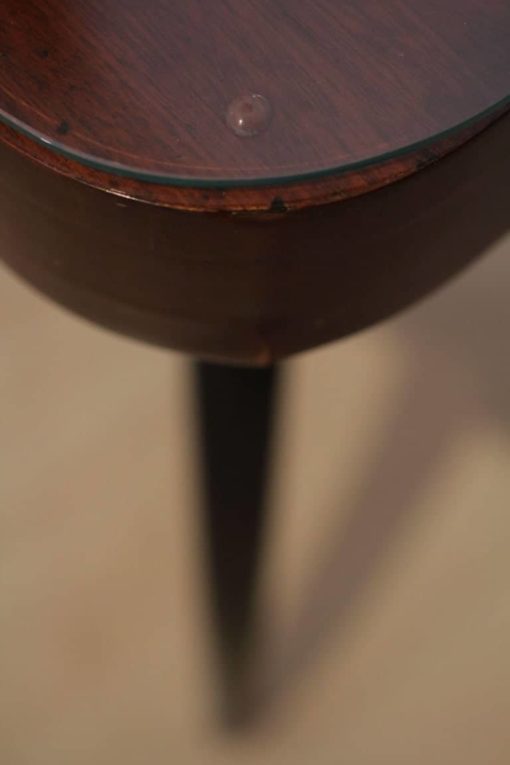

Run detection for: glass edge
[[0, 93, 509, 190]]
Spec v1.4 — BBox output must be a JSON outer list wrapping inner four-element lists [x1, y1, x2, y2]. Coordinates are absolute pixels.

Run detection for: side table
[[1, 0, 509, 722]]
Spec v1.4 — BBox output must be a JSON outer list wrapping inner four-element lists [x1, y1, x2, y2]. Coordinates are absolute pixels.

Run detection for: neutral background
[[1, 233, 509, 764]]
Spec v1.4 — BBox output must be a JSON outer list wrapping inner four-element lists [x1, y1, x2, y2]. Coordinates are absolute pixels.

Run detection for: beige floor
[[1, 235, 509, 765]]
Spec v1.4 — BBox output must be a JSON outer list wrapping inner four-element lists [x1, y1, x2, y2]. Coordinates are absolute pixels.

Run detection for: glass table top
[[0, 0, 509, 187]]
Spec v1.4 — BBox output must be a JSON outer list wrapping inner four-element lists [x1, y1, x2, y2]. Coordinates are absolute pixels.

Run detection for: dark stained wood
[[0, 112, 500, 213], [0, 0, 509, 192], [1, 111, 510, 364], [2, 4, 509, 728], [195, 362, 278, 721], [0, 2, 509, 363]]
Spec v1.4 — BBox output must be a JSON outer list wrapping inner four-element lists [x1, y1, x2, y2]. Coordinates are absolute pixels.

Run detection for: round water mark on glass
[[226, 94, 272, 137]]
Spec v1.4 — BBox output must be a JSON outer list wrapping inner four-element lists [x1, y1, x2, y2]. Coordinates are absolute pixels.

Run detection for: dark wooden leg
[[194, 361, 279, 723]]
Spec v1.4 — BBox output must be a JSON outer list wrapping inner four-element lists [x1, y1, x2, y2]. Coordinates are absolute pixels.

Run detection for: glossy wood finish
[[0, 111, 498, 213], [2, 1, 510, 728], [0, 0, 509, 188], [1, 112, 510, 364], [1, 1, 509, 365]]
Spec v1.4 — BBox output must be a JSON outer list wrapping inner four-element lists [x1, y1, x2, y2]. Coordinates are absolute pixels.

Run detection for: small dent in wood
[[56, 120, 70, 135], [269, 196, 287, 214]]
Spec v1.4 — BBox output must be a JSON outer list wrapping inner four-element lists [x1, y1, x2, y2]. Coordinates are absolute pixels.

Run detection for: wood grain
[[0, 2, 509, 363], [0, 0, 509, 191], [2, 113, 509, 364]]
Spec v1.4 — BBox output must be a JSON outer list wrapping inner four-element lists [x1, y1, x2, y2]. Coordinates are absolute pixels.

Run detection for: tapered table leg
[[194, 362, 279, 722]]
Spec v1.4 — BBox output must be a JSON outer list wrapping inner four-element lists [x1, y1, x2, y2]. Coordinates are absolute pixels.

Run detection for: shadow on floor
[[238, 240, 510, 728]]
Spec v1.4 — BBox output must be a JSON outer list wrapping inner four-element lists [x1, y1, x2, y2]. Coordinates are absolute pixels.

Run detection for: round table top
[[0, 0, 509, 190]]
